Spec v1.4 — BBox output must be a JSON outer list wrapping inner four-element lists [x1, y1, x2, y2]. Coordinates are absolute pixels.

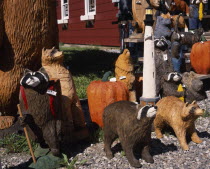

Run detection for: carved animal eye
[[190, 107, 196, 114]]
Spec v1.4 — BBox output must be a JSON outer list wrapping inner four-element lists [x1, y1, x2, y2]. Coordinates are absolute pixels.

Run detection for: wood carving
[[170, 0, 189, 15], [115, 49, 136, 102], [0, 0, 58, 116], [171, 14, 186, 29], [132, 0, 158, 33], [154, 96, 204, 150], [103, 101, 157, 168], [19, 68, 61, 156], [42, 48, 86, 137], [0, 116, 15, 130]]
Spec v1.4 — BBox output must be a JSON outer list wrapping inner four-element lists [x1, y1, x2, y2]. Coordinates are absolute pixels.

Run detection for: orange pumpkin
[[87, 80, 129, 127], [190, 41, 210, 74]]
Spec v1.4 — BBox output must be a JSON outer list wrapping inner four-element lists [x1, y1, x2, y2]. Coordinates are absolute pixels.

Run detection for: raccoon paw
[[18, 114, 28, 127], [129, 160, 142, 168], [51, 148, 60, 156]]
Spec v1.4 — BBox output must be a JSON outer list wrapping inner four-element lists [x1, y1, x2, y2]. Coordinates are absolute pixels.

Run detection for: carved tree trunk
[[0, 0, 3, 47], [0, 0, 58, 115]]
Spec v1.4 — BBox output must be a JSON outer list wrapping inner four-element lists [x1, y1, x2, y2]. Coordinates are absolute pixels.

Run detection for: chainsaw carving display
[[0, 0, 58, 116], [170, 0, 189, 15], [154, 96, 204, 150], [19, 68, 61, 156], [103, 101, 157, 168], [115, 49, 136, 102], [42, 48, 87, 139]]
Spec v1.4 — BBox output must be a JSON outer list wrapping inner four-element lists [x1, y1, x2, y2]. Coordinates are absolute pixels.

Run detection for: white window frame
[[57, 0, 69, 24], [80, 0, 96, 21], [112, 0, 119, 3]]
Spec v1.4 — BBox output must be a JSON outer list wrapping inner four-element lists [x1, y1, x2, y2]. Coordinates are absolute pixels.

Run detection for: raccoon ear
[[185, 102, 189, 107], [191, 100, 196, 105], [23, 69, 32, 75], [42, 47, 46, 53], [38, 67, 49, 81], [38, 67, 47, 74]]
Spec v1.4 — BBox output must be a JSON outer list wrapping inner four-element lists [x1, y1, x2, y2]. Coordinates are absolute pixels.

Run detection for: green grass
[[72, 73, 100, 99], [0, 133, 38, 153], [60, 46, 119, 99]]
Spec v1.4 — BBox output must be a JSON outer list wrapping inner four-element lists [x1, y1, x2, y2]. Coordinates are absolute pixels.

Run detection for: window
[[57, 0, 69, 24], [80, 0, 96, 21], [63, 0, 69, 20]]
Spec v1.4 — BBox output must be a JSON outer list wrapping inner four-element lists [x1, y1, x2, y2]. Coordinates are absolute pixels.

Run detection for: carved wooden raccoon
[[103, 101, 157, 168], [19, 68, 62, 156], [154, 96, 204, 150]]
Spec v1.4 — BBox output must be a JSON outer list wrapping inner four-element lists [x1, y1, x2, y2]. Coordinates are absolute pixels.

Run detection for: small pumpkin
[[190, 41, 210, 74], [87, 71, 129, 127]]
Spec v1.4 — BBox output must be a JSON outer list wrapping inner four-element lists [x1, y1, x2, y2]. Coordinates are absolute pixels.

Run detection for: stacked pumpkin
[[87, 71, 129, 127], [190, 41, 210, 74]]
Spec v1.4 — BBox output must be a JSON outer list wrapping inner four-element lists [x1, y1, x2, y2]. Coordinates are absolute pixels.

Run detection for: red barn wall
[[57, 0, 62, 20], [57, 0, 120, 46]]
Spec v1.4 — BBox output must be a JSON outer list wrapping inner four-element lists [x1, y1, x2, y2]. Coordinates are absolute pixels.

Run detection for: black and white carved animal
[[20, 68, 49, 94], [19, 68, 62, 156], [181, 71, 207, 103], [171, 14, 203, 46], [103, 101, 157, 168], [118, 0, 133, 21]]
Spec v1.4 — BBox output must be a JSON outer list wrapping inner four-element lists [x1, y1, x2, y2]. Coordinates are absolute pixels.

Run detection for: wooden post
[[17, 104, 36, 163]]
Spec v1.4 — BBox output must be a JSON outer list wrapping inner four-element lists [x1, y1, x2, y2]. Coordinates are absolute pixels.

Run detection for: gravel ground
[[74, 116, 210, 169], [0, 87, 210, 169], [1, 106, 210, 169]]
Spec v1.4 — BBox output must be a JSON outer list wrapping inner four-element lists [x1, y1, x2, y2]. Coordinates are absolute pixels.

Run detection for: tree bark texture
[[0, 0, 58, 115]]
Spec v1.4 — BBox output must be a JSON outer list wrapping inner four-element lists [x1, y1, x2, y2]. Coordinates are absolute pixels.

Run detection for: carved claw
[[18, 114, 28, 127]]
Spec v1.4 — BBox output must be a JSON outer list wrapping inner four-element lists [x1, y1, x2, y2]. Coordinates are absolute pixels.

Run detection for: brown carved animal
[[132, 0, 159, 33], [170, 0, 189, 15], [103, 101, 157, 168], [42, 48, 87, 139], [19, 68, 61, 156], [132, 0, 175, 33], [0, 0, 58, 116], [0, 116, 15, 130], [115, 49, 136, 102], [154, 96, 204, 150], [171, 14, 186, 29]]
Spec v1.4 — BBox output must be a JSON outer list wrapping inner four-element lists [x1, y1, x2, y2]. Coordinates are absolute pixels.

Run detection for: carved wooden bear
[[154, 96, 204, 150], [19, 68, 62, 156], [0, 0, 58, 116], [103, 101, 157, 168]]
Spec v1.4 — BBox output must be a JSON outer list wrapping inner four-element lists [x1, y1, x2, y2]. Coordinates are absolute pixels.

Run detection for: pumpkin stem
[[102, 71, 112, 82]]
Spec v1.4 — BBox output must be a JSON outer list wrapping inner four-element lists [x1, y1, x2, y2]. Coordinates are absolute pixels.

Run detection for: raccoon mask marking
[[20, 68, 49, 93], [137, 105, 157, 120]]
